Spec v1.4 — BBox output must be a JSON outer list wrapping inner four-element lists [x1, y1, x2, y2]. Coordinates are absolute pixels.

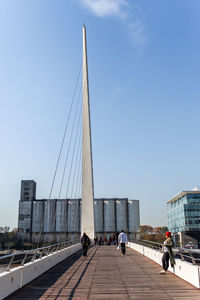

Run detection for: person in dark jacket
[[94, 235, 98, 246], [99, 234, 103, 245], [81, 232, 90, 256], [160, 231, 175, 274], [115, 231, 119, 246]]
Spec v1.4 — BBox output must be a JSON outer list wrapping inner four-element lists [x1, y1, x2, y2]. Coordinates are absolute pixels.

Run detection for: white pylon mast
[[81, 25, 95, 239]]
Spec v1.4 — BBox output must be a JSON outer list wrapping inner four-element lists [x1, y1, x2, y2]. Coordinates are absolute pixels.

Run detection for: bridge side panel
[[128, 242, 200, 288], [0, 244, 81, 300]]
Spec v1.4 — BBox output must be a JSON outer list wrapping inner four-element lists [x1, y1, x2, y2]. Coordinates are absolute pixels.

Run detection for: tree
[[140, 225, 153, 233], [0, 228, 22, 250]]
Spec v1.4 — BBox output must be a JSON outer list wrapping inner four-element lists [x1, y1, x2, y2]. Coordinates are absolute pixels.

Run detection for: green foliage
[[139, 225, 168, 244], [0, 229, 22, 250], [140, 233, 165, 244], [140, 225, 168, 235], [140, 225, 153, 233], [23, 243, 34, 250]]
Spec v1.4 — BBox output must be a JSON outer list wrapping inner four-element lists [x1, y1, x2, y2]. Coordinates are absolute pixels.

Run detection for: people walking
[[81, 232, 90, 256], [94, 235, 98, 246], [111, 234, 115, 245], [160, 231, 175, 274], [115, 231, 119, 246], [99, 234, 103, 245], [118, 230, 128, 255]]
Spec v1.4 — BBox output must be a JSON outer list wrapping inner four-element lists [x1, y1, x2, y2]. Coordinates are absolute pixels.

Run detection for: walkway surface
[[7, 246, 200, 300]]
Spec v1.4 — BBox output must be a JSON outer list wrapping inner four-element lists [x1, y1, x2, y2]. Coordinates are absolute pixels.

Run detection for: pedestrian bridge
[[1, 243, 200, 300]]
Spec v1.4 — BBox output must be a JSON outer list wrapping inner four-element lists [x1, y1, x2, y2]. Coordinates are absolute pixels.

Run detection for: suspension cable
[[49, 78, 83, 244], [58, 84, 82, 198], [48, 61, 82, 199], [36, 62, 82, 248], [65, 102, 82, 199]]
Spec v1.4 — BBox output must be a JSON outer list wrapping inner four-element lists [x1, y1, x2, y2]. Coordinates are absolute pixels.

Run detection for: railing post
[[46, 246, 50, 256], [6, 255, 15, 271], [189, 251, 196, 264], [31, 250, 37, 262], [21, 253, 28, 266], [39, 248, 44, 259], [179, 248, 185, 261]]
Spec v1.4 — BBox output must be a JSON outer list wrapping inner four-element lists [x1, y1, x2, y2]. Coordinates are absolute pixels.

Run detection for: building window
[[185, 220, 193, 225]]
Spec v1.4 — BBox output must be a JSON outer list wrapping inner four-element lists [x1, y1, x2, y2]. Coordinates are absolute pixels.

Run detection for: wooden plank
[[6, 246, 200, 300]]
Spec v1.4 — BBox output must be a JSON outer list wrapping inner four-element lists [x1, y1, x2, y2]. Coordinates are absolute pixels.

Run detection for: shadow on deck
[[6, 246, 200, 300]]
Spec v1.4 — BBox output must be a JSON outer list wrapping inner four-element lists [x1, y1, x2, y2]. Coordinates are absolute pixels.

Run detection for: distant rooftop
[[192, 186, 200, 191], [167, 187, 200, 204]]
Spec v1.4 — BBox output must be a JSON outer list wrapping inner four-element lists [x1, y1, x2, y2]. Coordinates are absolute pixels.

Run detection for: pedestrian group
[[81, 229, 175, 274], [81, 229, 128, 256]]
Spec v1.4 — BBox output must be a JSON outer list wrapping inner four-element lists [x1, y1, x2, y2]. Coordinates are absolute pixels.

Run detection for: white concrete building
[[18, 180, 140, 244]]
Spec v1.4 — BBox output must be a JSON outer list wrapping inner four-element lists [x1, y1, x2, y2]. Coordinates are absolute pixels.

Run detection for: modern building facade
[[167, 187, 200, 248], [18, 180, 140, 244]]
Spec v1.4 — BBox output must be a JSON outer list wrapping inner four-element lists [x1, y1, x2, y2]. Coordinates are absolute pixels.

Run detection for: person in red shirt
[[160, 231, 175, 274]]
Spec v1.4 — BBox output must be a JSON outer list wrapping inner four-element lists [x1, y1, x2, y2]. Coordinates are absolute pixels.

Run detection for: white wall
[[94, 199, 103, 232], [128, 200, 140, 233], [44, 200, 56, 232], [128, 242, 200, 288], [56, 200, 67, 232], [104, 200, 115, 232], [0, 243, 81, 300], [116, 200, 127, 232], [32, 201, 44, 232], [67, 200, 80, 232]]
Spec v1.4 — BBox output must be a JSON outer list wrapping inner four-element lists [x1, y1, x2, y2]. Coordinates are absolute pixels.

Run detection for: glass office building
[[167, 188, 200, 247]]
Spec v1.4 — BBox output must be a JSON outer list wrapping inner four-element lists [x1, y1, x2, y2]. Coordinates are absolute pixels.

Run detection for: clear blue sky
[[0, 0, 200, 229]]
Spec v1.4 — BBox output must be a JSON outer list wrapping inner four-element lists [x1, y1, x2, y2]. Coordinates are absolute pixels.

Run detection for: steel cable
[[36, 62, 82, 248]]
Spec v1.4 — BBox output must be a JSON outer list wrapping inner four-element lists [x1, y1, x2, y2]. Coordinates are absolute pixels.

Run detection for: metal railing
[[175, 247, 200, 265], [133, 239, 163, 250], [129, 239, 200, 265], [0, 240, 80, 271]]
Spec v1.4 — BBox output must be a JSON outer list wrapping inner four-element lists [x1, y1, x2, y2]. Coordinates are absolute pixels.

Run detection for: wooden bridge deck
[[6, 246, 200, 300]]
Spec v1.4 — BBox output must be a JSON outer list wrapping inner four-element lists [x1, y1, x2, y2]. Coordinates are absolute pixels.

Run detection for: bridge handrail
[[0, 240, 78, 259], [0, 239, 80, 271], [129, 239, 200, 265], [130, 239, 162, 250]]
